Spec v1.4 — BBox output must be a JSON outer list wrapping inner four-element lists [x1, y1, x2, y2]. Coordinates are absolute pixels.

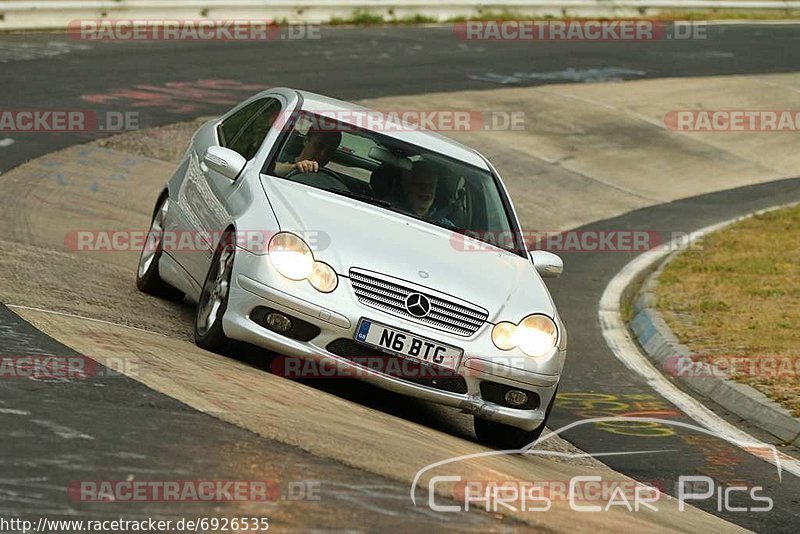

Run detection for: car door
[[176, 96, 284, 284]]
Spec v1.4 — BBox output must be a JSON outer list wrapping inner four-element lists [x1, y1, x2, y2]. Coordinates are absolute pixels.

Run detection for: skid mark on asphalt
[[469, 67, 647, 85], [0, 41, 91, 63], [81, 80, 269, 115]]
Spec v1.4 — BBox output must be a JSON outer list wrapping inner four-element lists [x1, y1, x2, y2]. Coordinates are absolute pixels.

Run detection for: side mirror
[[529, 250, 563, 278], [203, 146, 246, 181]]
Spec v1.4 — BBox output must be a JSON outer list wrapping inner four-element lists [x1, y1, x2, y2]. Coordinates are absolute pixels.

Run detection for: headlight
[[309, 261, 338, 293], [491, 322, 517, 351], [268, 233, 314, 280], [491, 314, 558, 357], [268, 232, 339, 293]]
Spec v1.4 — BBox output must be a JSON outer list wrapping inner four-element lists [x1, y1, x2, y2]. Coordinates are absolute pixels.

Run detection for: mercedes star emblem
[[405, 293, 431, 318]]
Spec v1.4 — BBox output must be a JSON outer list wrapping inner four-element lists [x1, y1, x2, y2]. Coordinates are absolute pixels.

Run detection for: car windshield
[[266, 112, 519, 253]]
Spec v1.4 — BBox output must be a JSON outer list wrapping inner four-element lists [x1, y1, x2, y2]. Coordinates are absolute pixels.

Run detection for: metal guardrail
[[1, 0, 799, 30]]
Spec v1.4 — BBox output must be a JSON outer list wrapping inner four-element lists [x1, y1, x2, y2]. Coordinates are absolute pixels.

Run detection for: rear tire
[[474, 385, 558, 449], [194, 230, 236, 352], [136, 196, 185, 302]]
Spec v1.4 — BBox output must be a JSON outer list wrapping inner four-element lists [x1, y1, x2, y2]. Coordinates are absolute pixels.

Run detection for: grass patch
[[446, 11, 529, 23], [329, 10, 385, 26], [329, 10, 437, 26], [397, 14, 438, 25], [655, 204, 800, 417]]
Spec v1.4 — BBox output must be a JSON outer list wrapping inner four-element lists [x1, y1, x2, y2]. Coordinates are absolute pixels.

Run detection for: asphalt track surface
[[2, 24, 800, 531]]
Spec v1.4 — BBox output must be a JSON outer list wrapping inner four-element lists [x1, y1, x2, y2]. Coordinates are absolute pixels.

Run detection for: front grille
[[348, 269, 488, 337], [326, 338, 468, 394]]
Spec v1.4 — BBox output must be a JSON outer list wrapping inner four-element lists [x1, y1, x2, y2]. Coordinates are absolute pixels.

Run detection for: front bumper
[[222, 248, 564, 432]]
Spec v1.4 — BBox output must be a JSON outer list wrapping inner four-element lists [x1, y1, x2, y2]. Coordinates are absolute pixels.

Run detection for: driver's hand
[[294, 160, 319, 173]]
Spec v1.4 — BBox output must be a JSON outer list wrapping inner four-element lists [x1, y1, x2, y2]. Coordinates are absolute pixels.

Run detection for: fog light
[[265, 312, 292, 333], [504, 390, 529, 407]]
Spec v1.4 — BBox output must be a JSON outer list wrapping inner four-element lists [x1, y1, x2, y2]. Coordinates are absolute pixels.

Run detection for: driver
[[274, 129, 342, 177], [398, 160, 455, 228]]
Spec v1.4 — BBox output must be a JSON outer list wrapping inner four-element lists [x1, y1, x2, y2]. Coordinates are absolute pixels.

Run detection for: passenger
[[398, 160, 455, 228], [274, 130, 341, 177]]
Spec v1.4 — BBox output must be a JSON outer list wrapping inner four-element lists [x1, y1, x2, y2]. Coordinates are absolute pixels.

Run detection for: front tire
[[136, 196, 185, 302], [474, 385, 558, 449], [194, 230, 236, 352]]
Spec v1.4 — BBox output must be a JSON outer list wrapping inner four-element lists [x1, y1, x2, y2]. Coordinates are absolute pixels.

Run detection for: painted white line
[[30, 419, 94, 440], [599, 201, 800, 478], [6, 304, 168, 337], [0, 408, 30, 415]]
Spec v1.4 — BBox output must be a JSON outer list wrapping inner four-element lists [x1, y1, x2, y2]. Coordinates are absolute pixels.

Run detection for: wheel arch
[[152, 188, 170, 218]]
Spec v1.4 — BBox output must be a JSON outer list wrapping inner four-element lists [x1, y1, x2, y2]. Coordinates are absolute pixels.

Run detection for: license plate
[[354, 319, 462, 372]]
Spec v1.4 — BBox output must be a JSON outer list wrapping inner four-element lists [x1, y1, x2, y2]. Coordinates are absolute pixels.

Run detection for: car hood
[[262, 177, 557, 322]]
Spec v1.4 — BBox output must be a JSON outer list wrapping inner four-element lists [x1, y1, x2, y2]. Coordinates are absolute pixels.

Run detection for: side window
[[218, 98, 282, 160], [218, 100, 265, 147]]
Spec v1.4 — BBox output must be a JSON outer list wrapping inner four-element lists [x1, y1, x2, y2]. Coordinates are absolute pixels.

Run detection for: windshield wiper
[[329, 188, 393, 208]]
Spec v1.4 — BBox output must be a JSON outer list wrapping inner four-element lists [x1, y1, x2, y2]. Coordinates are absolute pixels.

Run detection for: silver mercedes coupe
[[136, 87, 567, 448]]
